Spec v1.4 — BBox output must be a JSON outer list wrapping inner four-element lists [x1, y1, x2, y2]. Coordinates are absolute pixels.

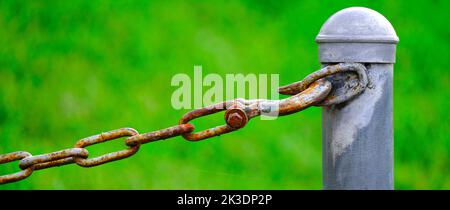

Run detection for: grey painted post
[[316, 7, 399, 189]]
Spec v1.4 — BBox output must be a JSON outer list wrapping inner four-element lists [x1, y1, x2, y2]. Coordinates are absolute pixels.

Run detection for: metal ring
[[74, 128, 139, 167]]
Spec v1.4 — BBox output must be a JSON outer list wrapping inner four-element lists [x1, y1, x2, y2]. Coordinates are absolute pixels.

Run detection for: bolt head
[[225, 109, 248, 129]]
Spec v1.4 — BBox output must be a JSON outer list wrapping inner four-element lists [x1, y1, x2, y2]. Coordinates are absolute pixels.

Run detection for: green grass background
[[0, 0, 449, 189]]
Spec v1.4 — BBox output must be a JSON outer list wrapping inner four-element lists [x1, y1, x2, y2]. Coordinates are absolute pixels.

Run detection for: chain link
[[178, 78, 332, 141], [0, 63, 368, 185], [279, 63, 368, 106], [19, 148, 88, 170]]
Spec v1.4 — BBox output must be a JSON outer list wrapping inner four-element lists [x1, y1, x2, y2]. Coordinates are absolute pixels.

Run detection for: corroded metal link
[[74, 128, 139, 167], [0, 151, 33, 184], [32, 157, 77, 170], [278, 63, 368, 106], [245, 79, 332, 117], [0, 62, 368, 185], [179, 101, 244, 141], [179, 79, 332, 141], [19, 148, 88, 170], [275, 79, 332, 115], [125, 124, 194, 146]]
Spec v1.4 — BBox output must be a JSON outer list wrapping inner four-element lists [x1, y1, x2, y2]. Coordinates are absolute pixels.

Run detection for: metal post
[[316, 7, 399, 189]]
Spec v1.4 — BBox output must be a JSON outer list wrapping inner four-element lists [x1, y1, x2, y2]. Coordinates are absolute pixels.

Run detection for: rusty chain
[[0, 63, 367, 185]]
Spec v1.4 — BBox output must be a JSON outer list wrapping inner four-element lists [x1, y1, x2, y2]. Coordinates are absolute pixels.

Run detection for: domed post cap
[[316, 7, 399, 63]]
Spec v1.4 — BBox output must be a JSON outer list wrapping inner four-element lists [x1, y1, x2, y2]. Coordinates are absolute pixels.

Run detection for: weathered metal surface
[[0, 62, 371, 184], [179, 101, 242, 141], [74, 128, 139, 167], [0, 151, 33, 184], [244, 79, 332, 117], [316, 7, 398, 63], [317, 7, 398, 190], [279, 63, 368, 106], [0, 125, 197, 184], [224, 107, 248, 129], [277, 80, 331, 115], [126, 124, 195, 146], [31, 157, 76, 170], [179, 78, 333, 141], [19, 148, 88, 170], [1, 60, 366, 184]]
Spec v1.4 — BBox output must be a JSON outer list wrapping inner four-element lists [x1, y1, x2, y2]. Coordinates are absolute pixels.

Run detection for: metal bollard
[[316, 7, 399, 189]]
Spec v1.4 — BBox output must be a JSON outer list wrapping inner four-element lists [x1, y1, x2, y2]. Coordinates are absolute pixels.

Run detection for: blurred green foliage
[[0, 0, 449, 189]]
